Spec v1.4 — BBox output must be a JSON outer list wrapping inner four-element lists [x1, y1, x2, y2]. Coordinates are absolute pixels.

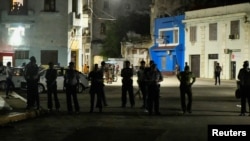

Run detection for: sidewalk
[[0, 92, 45, 126]]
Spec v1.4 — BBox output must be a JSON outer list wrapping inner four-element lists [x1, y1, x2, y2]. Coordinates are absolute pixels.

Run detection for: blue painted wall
[[150, 15, 185, 72]]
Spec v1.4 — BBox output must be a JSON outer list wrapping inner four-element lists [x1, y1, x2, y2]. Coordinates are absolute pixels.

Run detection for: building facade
[[89, 0, 151, 69], [183, 3, 250, 79], [0, 0, 85, 71], [150, 15, 185, 74]]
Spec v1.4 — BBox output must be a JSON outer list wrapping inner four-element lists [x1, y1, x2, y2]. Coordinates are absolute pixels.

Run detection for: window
[[44, 0, 56, 12], [15, 50, 29, 59], [230, 20, 240, 39], [209, 23, 217, 41], [9, 0, 27, 15], [100, 23, 106, 35], [190, 26, 197, 42], [158, 27, 179, 46], [103, 0, 109, 10], [72, 0, 78, 14], [41, 50, 58, 65]]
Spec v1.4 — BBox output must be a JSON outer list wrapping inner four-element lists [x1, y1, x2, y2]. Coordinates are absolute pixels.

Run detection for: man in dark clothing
[[145, 63, 163, 115], [88, 64, 103, 113], [5, 62, 14, 99], [137, 60, 147, 110], [99, 61, 108, 106], [24, 56, 40, 110], [237, 61, 250, 116], [177, 66, 196, 114], [121, 60, 135, 108], [64, 62, 80, 114], [45, 62, 60, 112], [214, 62, 222, 85]]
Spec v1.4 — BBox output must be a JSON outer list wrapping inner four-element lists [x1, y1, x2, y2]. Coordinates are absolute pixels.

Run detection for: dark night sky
[[190, 0, 250, 10]]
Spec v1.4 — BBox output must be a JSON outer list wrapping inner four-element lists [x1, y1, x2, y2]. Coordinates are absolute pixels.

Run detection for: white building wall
[[184, 3, 250, 80]]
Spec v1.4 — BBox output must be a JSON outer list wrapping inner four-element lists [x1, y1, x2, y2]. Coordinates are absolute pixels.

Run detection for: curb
[[0, 92, 47, 126], [0, 109, 47, 126]]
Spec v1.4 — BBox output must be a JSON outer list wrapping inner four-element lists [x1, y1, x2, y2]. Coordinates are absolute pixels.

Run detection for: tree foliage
[[101, 13, 150, 58]]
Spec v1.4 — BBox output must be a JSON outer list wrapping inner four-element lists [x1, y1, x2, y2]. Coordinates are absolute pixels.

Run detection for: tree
[[101, 13, 150, 58]]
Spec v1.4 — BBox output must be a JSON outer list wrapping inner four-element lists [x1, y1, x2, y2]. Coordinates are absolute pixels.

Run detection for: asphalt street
[[1, 76, 249, 141]]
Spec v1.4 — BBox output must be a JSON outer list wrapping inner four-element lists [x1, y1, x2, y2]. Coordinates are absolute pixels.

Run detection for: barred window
[[209, 23, 217, 41], [190, 26, 197, 42], [44, 0, 56, 12], [15, 50, 29, 59]]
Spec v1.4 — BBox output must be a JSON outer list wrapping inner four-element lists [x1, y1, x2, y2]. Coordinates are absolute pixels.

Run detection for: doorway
[[190, 55, 200, 77], [231, 61, 236, 79]]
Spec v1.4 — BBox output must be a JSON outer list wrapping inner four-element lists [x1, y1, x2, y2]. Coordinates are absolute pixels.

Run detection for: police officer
[[137, 60, 147, 110], [237, 61, 250, 116], [177, 66, 196, 114], [146, 63, 163, 115], [24, 56, 40, 110], [121, 60, 135, 108], [99, 61, 108, 106], [88, 64, 103, 113], [45, 62, 60, 112], [64, 62, 80, 114]]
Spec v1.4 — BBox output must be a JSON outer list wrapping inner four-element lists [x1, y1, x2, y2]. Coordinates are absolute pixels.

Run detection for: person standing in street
[[121, 60, 135, 108], [145, 63, 163, 115], [64, 62, 80, 114], [45, 62, 60, 112], [137, 60, 147, 111], [177, 66, 196, 114], [237, 61, 250, 116], [99, 61, 108, 106], [5, 62, 14, 99], [24, 56, 40, 110], [214, 62, 222, 85], [88, 64, 103, 113]]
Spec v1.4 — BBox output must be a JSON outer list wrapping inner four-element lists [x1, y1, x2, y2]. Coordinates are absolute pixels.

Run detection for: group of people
[[9, 56, 250, 116], [135, 60, 164, 115], [87, 60, 164, 115], [12, 56, 82, 114], [3, 56, 196, 116]]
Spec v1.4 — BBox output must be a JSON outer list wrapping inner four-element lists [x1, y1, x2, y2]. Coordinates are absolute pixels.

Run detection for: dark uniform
[[45, 62, 60, 111], [145, 64, 163, 115], [237, 61, 250, 116], [24, 56, 40, 109], [121, 60, 135, 108], [177, 66, 196, 114], [88, 64, 103, 113], [64, 62, 80, 113], [137, 60, 147, 109], [100, 61, 108, 106]]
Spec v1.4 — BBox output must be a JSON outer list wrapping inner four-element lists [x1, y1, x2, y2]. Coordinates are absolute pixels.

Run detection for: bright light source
[[9, 26, 24, 46]]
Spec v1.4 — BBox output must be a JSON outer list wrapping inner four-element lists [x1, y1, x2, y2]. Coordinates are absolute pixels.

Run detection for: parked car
[[0, 67, 25, 90], [20, 67, 89, 94]]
